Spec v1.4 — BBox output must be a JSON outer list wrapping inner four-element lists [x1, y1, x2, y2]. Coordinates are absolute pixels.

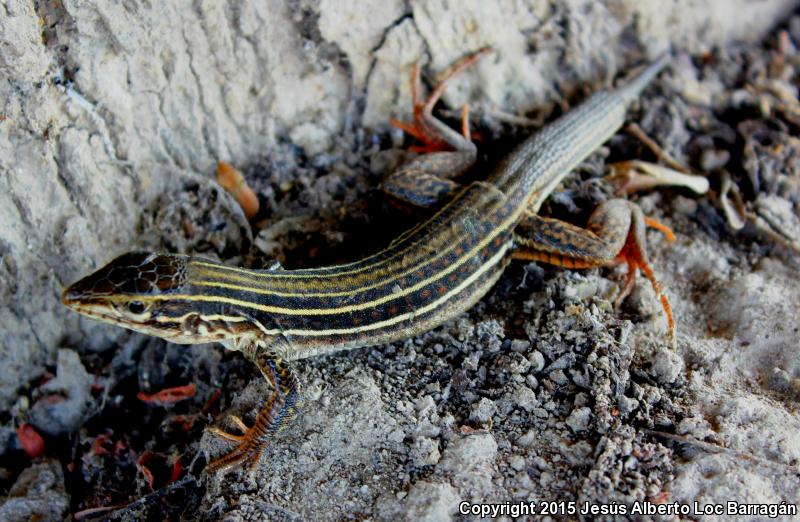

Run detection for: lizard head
[[62, 252, 208, 343], [63, 252, 276, 347]]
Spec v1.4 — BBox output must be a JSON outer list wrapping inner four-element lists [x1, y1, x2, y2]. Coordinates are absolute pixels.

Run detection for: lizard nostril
[[61, 284, 87, 308], [61, 286, 77, 306]]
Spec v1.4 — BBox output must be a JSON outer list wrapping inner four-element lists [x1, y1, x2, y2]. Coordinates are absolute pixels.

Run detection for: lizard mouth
[[60, 296, 128, 328], [61, 287, 115, 322], [63, 303, 192, 343], [61, 290, 202, 345]]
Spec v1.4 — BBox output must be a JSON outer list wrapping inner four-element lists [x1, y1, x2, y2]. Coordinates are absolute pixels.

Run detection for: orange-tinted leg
[[206, 345, 303, 473], [513, 199, 675, 341], [644, 217, 676, 242], [390, 48, 489, 152], [382, 48, 491, 209]]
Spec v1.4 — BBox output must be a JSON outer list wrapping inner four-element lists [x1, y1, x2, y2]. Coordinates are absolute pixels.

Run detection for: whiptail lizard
[[62, 50, 673, 473]]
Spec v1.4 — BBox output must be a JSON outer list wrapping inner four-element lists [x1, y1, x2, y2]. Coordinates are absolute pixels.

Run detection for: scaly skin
[[62, 52, 672, 472]]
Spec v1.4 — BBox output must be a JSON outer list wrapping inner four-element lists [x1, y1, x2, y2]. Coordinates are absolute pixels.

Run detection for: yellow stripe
[[192, 218, 488, 298], [121, 241, 509, 339], [147, 207, 517, 316], [188, 184, 485, 280], [188, 189, 512, 300], [235, 241, 510, 337]]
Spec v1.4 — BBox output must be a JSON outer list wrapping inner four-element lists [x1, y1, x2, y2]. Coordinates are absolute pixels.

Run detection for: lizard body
[[62, 52, 671, 471]]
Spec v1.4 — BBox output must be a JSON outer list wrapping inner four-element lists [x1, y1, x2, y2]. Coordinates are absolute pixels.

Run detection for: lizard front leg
[[206, 338, 303, 473], [512, 199, 675, 340], [382, 48, 490, 209]]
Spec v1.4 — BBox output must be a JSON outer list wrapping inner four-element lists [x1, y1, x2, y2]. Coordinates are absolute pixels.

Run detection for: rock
[[648, 346, 683, 385], [318, 0, 406, 87], [404, 481, 460, 522], [516, 430, 537, 448], [469, 397, 496, 424], [548, 369, 569, 386], [528, 351, 545, 373], [29, 349, 92, 436], [411, 437, 441, 467], [566, 407, 592, 433], [289, 122, 334, 156], [509, 455, 526, 471], [0, 460, 69, 521], [438, 433, 498, 473], [0, 0, 50, 81], [510, 385, 538, 412]]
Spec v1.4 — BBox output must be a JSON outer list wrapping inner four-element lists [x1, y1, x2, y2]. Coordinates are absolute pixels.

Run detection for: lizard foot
[[205, 395, 282, 473], [613, 215, 676, 344], [205, 352, 302, 474], [207, 415, 249, 443], [380, 49, 490, 210], [390, 47, 490, 153], [611, 217, 675, 308]]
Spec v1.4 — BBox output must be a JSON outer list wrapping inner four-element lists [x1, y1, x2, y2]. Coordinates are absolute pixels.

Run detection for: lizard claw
[[206, 435, 268, 473], [205, 416, 272, 472], [207, 415, 249, 443]]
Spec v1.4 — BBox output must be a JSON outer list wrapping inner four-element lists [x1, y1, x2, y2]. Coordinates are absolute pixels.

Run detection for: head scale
[[62, 252, 195, 341]]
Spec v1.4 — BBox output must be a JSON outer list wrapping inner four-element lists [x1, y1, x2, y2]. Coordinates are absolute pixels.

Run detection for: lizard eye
[[127, 301, 147, 314]]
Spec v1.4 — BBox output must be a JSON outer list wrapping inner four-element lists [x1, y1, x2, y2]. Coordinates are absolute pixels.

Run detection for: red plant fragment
[[201, 388, 223, 414], [167, 414, 196, 432], [137, 383, 197, 405], [114, 438, 129, 457], [168, 456, 183, 484], [90, 433, 112, 457], [17, 423, 45, 459], [137, 451, 156, 490]]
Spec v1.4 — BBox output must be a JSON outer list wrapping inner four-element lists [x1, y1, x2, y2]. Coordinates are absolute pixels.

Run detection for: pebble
[[566, 407, 592, 432], [509, 455, 526, 471], [511, 385, 538, 412], [528, 351, 545, 373], [516, 430, 537, 448], [29, 349, 91, 436], [438, 433, 498, 473], [649, 347, 683, 385], [469, 397, 497, 424], [548, 369, 568, 386], [410, 437, 441, 466]]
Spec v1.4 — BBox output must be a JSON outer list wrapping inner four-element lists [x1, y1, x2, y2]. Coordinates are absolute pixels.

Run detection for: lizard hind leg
[[205, 345, 303, 474], [382, 48, 491, 210], [512, 199, 675, 341], [615, 210, 676, 343], [390, 47, 490, 153]]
